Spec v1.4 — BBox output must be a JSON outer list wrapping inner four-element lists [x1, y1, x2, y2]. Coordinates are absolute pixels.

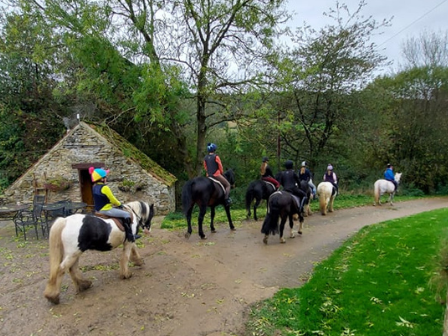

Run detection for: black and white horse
[[261, 191, 304, 244], [43, 201, 154, 304]]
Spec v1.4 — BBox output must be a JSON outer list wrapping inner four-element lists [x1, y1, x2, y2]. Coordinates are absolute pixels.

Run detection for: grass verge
[[245, 208, 448, 335]]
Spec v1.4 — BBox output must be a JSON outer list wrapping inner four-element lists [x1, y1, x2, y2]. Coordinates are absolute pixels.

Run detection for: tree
[[269, 0, 391, 168], [23, 0, 290, 177]]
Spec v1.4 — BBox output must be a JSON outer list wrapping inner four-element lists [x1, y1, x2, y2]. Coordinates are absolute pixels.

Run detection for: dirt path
[[0, 198, 447, 336]]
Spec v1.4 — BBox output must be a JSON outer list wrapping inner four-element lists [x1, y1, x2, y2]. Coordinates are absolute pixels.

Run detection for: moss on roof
[[87, 122, 177, 187]]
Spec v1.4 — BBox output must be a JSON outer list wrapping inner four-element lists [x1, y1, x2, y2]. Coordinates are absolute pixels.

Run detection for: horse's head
[[394, 172, 402, 183], [125, 201, 155, 234], [224, 169, 236, 188]]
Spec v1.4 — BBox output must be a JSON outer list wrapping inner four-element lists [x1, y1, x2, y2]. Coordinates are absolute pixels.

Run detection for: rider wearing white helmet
[[323, 164, 339, 195], [298, 161, 317, 199]]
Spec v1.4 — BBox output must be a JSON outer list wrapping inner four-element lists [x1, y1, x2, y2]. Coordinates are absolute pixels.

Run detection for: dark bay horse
[[182, 169, 236, 239], [261, 191, 304, 244], [245, 179, 277, 221]]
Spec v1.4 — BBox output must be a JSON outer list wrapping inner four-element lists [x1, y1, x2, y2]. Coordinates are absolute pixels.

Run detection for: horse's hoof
[[185, 232, 191, 239], [263, 236, 268, 245], [44, 294, 60, 305], [280, 238, 286, 244], [231, 228, 236, 232], [290, 233, 295, 238], [120, 272, 133, 279], [201, 236, 207, 240], [133, 258, 144, 267], [78, 280, 93, 292], [211, 230, 217, 233], [298, 231, 302, 235]]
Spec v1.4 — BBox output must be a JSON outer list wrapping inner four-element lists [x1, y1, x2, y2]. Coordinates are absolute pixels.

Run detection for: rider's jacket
[[203, 153, 223, 177]]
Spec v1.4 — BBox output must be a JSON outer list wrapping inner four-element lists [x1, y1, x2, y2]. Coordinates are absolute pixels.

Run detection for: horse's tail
[[181, 180, 194, 215], [44, 217, 67, 303], [317, 183, 328, 215], [373, 181, 380, 205], [261, 196, 280, 235]]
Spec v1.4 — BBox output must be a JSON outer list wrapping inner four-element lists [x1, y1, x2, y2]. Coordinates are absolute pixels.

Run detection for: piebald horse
[[43, 201, 154, 304], [373, 172, 402, 206], [261, 191, 305, 244]]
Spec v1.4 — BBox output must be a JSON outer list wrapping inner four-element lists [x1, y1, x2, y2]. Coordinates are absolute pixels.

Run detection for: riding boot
[[123, 217, 135, 242]]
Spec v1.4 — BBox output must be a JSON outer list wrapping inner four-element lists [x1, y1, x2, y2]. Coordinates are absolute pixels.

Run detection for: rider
[[298, 161, 316, 199], [384, 163, 398, 191], [89, 167, 135, 242], [323, 164, 339, 195], [203, 143, 231, 206], [260, 157, 280, 189], [277, 160, 307, 206]]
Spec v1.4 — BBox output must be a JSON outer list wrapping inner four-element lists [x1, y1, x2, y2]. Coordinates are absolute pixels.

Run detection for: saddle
[[94, 211, 134, 232]]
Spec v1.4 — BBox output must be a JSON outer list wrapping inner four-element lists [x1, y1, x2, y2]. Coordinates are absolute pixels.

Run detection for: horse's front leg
[[224, 204, 236, 231], [185, 205, 194, 239], [120, 242, 134, 279], [198, 204, 207, 239], [210, 206, 216, 233], [389, 192, 395, 206], [329, 196, 335, 212]]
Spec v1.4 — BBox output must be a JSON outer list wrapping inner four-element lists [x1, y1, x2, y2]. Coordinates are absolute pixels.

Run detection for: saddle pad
[[208, 177, 225, 194], [94, 212, 134, 232]]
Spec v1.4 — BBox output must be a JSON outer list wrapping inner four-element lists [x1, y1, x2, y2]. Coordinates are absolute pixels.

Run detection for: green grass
[[245, 208, 448, 336]]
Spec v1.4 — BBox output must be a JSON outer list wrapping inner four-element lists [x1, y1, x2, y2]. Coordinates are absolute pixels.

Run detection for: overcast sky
[[285, 0, 448, 74]]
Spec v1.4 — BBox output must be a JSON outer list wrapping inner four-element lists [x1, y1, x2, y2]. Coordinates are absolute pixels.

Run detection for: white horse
[[43, 201, 154, 304], [317, 182, 337, 215], [373, 172, 402, 206]]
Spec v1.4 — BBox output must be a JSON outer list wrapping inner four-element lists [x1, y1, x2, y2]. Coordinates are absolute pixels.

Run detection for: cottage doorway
[[72, 162, 105, 213]]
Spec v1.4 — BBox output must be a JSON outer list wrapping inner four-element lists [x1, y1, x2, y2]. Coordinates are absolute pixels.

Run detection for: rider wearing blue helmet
[[203, 143, 231, 206]]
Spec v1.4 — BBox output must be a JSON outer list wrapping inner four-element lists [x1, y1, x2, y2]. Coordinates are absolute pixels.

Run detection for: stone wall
[[1, 124, 175, 215]]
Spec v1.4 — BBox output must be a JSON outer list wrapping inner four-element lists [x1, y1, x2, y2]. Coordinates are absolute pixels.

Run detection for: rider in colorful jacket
[[260, 157, 280, 189], [90, 167, 135, 242], [203, 143, 231, 206], [384, 164, 398, 191], [323, 164, 339, 195]]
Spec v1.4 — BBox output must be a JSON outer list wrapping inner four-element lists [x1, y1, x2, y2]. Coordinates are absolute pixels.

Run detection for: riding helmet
[[262, 157, 269, 162], [301, 161, 307, 167], [387, 163, 392, 168], [89, 167, 110, 182], [284, 160, 294, 169], [327, 164, 333, 171], [207, 143, 217, 152]]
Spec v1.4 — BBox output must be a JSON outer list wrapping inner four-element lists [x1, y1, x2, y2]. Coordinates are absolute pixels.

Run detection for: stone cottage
[[1, 122, 177, 215]]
